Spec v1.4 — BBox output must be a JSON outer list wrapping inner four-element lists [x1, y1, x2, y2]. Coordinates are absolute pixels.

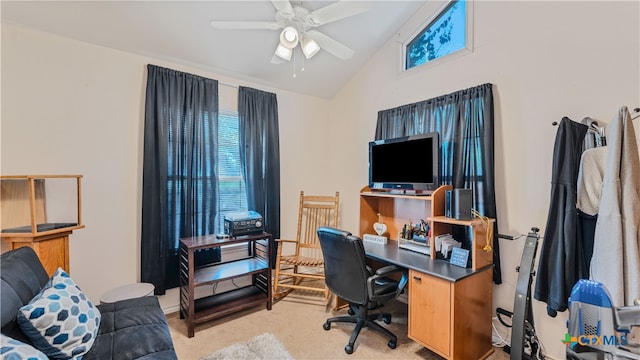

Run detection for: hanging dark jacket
[[534, 117, 588, 316]]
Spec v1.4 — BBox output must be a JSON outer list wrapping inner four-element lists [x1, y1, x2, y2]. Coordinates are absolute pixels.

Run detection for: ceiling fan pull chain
[[292, 49, 297, 78]]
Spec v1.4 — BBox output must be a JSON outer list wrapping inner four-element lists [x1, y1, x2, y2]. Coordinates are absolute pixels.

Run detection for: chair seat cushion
[[281, 255, 324, 267], [83, 296, 176, 360], [372, 277, 399, 296]]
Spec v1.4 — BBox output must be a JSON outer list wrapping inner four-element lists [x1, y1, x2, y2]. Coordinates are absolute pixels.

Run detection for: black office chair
[[317, 227, 408, 354]]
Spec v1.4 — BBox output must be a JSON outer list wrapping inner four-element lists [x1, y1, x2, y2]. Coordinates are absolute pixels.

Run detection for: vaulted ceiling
[[1, 1, 427, 99]]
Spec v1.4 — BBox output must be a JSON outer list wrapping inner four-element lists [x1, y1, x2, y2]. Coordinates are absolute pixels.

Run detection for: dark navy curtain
[[141, 65, 220, 294], [238, 87, 281, 266], [375, 83, 501, 284]]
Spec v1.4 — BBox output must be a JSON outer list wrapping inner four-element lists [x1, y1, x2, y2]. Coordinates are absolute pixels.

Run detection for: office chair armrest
[[367, 266, 409, 299], [374, 265, 404, 277]]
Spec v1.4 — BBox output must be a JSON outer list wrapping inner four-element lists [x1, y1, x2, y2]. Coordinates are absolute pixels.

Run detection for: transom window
[[405, 0, 468, 70]]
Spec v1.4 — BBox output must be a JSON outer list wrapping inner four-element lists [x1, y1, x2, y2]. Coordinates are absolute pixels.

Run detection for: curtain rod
[[218, 80, 277, 94]]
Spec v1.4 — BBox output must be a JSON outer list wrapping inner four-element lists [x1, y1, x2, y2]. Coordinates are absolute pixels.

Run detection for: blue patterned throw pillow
[[17, 268, 101, 359], [0, 333, 48, 360]]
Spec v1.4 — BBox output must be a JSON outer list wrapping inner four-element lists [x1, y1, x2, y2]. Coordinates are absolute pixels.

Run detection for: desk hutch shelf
[[179, 233, 272, 338], [358, 185, 494, 360]]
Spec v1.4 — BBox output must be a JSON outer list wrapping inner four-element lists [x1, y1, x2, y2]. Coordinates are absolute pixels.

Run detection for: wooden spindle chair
[[273, 191, 339, 303]]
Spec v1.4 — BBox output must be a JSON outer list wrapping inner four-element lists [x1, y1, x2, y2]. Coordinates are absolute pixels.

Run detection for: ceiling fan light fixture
[[275, 43, 293, 61], [301, 36, 320, 59], [279, 26, 299, 49]]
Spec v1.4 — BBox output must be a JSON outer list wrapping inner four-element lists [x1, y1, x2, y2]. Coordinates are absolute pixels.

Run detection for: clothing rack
[[551, 106, 640, 125], [552, 117, 606, 147], [550, 120, 601, 132]]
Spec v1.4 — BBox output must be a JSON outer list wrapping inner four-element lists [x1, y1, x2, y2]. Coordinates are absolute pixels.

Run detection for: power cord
[[471, 209, 493, 252], [492, 316, 511, 347]]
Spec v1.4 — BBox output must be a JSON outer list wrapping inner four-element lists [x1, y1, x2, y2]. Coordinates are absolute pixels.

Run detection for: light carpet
[[200, 332, 294, 360], [168, 290, 510, 359]]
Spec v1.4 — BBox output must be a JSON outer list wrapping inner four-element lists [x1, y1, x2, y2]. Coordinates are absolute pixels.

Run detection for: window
[[405, 0, 468, 70], [166, 111, 246, 246], [166, 108, 217, 246], [217, 111, 247, 231]]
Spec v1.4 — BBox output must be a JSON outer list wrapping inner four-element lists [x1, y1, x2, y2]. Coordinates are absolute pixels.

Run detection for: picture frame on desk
[[449, 247, 470, 268]]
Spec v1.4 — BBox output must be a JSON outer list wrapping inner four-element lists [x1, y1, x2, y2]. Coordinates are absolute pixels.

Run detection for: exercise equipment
[[496, 227, 545, 360]]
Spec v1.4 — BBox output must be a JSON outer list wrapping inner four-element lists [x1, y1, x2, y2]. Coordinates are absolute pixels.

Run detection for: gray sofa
[[1, 247, 177, 359]]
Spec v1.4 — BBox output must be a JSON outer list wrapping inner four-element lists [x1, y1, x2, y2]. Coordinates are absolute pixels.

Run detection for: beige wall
[[2, 1, 639, 359], [0, 23, 333, 308], [328, 2, 639, 359]]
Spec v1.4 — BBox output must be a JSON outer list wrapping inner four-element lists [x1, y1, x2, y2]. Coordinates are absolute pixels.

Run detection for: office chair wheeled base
[[323, 305, 397, 354], [317, 227, 407, 355]]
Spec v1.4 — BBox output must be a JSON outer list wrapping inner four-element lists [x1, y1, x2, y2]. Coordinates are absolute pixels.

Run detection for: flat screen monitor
[[368, 132, 439, 192]]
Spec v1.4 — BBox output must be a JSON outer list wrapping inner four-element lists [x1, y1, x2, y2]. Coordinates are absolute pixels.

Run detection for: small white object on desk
[[373, 213, 387, 236], [373, 222, 387, 236], [434, 233, 453, 252], [441, 239, 462, 258], [363, 233, 388, 244]]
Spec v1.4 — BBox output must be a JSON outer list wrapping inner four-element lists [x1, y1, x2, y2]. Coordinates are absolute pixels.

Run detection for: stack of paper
[[434, 233, 461, 258]]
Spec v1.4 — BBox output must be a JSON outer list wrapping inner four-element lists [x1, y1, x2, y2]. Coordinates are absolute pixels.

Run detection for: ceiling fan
[[210, 1, 371, 64]]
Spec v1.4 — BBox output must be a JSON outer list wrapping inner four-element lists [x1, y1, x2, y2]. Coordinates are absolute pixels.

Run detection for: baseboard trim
[[162, 304, 180, 315]]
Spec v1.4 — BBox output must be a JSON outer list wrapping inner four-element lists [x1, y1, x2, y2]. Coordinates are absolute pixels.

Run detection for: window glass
[[166, 111, 247, 243], [217, 111, 247, 231], [166, 109, 217, 245], [406, 0, 467, 70]]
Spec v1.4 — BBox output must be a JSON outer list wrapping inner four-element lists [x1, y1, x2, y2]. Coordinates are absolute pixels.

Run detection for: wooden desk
[[364, 240, 494, 360]]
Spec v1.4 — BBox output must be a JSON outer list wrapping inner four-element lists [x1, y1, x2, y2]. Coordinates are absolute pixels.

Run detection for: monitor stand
[[403, 190, 433, 196]]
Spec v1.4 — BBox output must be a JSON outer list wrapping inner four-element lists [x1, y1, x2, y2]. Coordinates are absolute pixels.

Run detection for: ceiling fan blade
[[306, 1, 371, 27], [271, 0, 295, 19], [210, 21, 281, 30], [270, 54, 287, 64], [305, 30, 354, 60]]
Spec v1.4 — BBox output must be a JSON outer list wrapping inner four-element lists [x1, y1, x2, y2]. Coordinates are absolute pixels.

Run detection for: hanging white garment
[[577, 147, 607, 216], [590, 106, 640, 306]]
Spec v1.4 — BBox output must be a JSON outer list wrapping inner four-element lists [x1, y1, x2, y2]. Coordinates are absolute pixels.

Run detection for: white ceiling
[[1, 1, 427, 99]]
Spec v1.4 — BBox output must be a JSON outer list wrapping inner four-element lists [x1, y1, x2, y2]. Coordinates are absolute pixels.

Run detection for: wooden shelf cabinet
[[1, 175, 84, 275], [359, 185, 494, 359], [360, 186, 448, 248], [179, 233, 273, 338], [360, 185, 493, 270]]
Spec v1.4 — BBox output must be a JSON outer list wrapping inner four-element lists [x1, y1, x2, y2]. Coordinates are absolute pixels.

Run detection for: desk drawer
[[408, 269, 451, 357]]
